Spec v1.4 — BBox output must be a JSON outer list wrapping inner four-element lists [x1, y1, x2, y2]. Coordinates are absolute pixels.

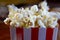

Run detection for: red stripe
[[16, 28, 24, 40], [46, 28, 54, 40], [31, 28, 39, 40]]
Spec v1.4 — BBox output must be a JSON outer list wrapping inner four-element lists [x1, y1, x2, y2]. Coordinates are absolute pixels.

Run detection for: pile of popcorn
[[4, 1, 59, 28]]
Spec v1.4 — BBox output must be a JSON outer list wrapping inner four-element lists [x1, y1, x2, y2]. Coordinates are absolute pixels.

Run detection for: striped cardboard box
[[10, 27, 58, 40]]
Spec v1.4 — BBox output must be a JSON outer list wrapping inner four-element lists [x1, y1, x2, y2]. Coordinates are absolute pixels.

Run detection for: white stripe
[[10, 27, 17, 40], [52, 27, 58, 40], [38, 27, 46, 40], [24, 28, 31, 40]]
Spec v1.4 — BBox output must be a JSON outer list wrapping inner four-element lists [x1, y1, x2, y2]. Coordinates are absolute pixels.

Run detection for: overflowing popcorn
[[4, 1, 60, 28]]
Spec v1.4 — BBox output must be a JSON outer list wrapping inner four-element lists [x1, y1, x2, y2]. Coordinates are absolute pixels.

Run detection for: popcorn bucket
[[10, 27, 58, 40]]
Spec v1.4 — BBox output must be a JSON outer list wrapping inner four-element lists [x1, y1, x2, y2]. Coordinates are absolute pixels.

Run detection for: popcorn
[[49, 12, 60, 19], [10, 21, 16, 27], [40, 1, 49, 11], [38, 20, 46, 28], [8, 4, 18, 13], [4, 18, 11, 24], [31, 5, 38, 13], [50, 21, 58, 28], [4, 1, 59, 28], [25, 7, 29, 10], [8, 5, 18, 19], [14, 13, 23, 20], [29, 15, 37, 27]]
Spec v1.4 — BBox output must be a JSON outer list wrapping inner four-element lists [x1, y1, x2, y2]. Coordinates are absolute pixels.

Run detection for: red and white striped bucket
[[10, 27, 58, 40]]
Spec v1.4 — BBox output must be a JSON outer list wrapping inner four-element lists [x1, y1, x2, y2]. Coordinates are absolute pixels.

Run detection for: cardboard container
[[10, 27, 58, 40]]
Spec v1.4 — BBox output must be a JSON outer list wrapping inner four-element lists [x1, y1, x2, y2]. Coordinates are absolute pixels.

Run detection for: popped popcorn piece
[[4, 18, 11, 24], [31, 5, 38, 13], [56, 12, 60, 19], [50, 21, 58, 28], [10, 21, 20, 27], [29, 15, 37, 27], [49, 12, 60, 19], [8, 5, 18, 19], [38, 20, 46, 28], [40, 1, 49, 11], [25, 7, 29, 10]]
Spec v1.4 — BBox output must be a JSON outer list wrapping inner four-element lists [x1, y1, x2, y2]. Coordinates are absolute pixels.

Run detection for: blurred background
[[0, 0, 60, 40]]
